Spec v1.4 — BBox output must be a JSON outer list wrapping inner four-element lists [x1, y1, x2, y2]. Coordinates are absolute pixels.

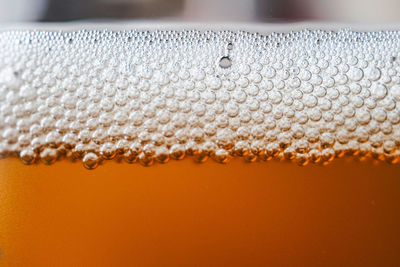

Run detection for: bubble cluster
[[0, 29, 400, 169]]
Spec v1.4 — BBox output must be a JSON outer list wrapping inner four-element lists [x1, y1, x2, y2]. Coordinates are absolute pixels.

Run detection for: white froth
[[0, 29, 400, 168]]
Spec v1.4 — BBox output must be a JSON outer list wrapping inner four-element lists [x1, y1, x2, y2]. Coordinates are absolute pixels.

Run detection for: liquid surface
[[0, 158, 400, 266]]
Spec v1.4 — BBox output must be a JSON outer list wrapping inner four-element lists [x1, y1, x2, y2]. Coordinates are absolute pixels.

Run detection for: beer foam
[[0, 29, 399, 168]]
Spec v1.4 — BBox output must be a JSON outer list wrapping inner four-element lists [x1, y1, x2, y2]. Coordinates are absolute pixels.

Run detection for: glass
[[1, 1, 400, 266]]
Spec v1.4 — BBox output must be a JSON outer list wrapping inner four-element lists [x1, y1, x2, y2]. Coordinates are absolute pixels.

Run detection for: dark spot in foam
[[219, 56, 232, 69]]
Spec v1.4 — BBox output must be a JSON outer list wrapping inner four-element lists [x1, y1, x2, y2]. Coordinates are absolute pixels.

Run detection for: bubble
[[321, 148, 335, 162], [366, 67, 381, 81], [304, 94, 318, 108], [381, 121, 393, 135], [372, 108, 387, 122], [82, 152, 100, 170], [155, 147, 170, 163], [309, 108, 322, 121], [40, 147, 58, 165], [263, 66, 276, 79], [170, 144, 185, 160], [370, 83, 388, 100], [388, 111, 400, 124], [348, 67, 364, 81], [20, 148, 37, 165], [219, 56, 232, 69], [100, 142, 117, 160], [391, 84, 400, 101], [309, 149, 321, 163], [0, 67, 22, 90], [211, 148, 232, 163], [138, 152, 154, 166], [320, 132, 336, 148], [123, 147, 139, 163], [296, 153, 309, 166]]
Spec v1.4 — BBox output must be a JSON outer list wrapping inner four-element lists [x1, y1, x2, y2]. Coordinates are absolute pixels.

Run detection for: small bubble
[[211, 148, 232, 163], [371, 83, 387, 100], [309, 149, 321, 163], [219, 56, 232, 69], [367, 67, 381, 81], [296, 153, 309, 166], [40, 148, 58, 165], [348, 67, 364, 81], [385, 154, 399, 164], [193, 150, 209, 163], [100, 142, 117, 160], [234, 141, 250, 157], [244, 152, 258, 162], [284, 147, 296, 160], [138, 153, 154, 167], [383, 140, 396, 154], [83, 152, 100, 170], [155, 147, 170, 163], [170, 144, 185, 160], [20, 149, 36, 165], [391, 84, 400, 101], [321, 148, 335, 162]]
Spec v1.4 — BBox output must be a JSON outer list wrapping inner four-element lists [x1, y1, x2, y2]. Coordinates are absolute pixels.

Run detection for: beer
[[0, 28, 400, 266]]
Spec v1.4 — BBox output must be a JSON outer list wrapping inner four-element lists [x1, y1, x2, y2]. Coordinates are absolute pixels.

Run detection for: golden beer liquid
[[0, 157, 400, 266]]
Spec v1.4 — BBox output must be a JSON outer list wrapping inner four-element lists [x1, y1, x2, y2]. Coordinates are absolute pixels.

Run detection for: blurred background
[[0, 0, 399, 23]]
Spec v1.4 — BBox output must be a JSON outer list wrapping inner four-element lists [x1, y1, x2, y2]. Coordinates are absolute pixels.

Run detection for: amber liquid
[[0, 158, 400, 266]]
